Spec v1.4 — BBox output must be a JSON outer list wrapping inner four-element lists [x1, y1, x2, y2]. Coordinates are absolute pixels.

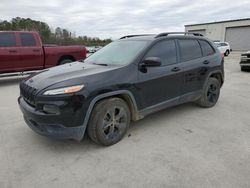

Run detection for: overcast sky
[[1, 0, 250, 39]]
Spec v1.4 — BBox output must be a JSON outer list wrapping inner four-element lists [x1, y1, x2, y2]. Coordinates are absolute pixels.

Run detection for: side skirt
[[138, 90, 202, 119]]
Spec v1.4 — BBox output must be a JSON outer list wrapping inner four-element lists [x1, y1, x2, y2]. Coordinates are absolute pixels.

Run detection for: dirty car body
[[18, 32, 224, 143]]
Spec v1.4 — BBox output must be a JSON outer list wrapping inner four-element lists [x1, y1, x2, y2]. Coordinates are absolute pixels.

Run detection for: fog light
[[43, 104, 59, 114]]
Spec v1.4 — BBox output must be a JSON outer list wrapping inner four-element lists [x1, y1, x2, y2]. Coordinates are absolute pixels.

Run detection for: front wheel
[[196, 77, 220, 108], [87, 98, 131, 146]]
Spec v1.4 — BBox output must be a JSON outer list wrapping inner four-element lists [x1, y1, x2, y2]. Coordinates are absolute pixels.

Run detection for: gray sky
[[1, 0, 250, 39]]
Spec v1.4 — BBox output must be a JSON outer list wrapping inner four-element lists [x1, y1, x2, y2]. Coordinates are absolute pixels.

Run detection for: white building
[[185, 18, 250, 51]]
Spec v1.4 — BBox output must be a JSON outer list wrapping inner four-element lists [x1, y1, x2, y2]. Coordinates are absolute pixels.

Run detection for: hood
[[25, 62, 119, 90]]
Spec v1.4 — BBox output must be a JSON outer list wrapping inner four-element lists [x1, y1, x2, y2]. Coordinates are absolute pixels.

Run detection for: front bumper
[[18, 97, 86, 140]]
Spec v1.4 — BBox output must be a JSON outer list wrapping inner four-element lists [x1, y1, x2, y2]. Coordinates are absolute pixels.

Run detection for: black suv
[[18, 32, 224, 146]]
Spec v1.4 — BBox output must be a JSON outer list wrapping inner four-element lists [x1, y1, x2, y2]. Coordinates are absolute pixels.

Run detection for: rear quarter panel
[[43, 46, 86, 68]]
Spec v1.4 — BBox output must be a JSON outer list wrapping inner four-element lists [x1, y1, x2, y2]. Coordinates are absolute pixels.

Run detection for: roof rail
[[120, 34, 153, 39], [155, 32, 203, 38]]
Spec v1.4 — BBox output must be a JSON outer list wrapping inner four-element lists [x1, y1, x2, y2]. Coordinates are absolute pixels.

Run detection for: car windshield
[[85, 40, 149, 65]]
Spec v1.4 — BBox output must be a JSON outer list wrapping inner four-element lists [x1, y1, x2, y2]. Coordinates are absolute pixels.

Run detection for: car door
[[18, 33, 44, 70], [178, 39, 215, 102], [0, 32, 20, 72], [137, 39, 183, 110]]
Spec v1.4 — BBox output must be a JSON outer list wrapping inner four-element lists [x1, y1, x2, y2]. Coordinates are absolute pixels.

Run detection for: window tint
[[0, 33, 16, 47], [179, 39, 202, 62], [20, 33, 36, 46], [145, 40, 177, 66], [220, 43, 228, 46], [215, 43, 221, 47], [199, 40, 215, 56]]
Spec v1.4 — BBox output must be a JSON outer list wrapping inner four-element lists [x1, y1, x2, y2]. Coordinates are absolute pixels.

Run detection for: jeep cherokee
[[18, 32, 224, 146]]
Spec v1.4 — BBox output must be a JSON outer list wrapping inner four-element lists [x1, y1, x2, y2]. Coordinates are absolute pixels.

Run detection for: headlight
[[43, 85, 84, 95]]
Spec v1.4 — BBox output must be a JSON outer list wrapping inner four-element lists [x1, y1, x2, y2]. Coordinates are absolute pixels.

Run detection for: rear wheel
[[59, 58, 73, 65], [87, 98, 131, 146], [224, 50, 229, 56], [196, 77, 220, 108]]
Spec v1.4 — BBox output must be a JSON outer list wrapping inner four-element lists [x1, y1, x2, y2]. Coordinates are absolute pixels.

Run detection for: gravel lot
[[0, 53, 249, 188]]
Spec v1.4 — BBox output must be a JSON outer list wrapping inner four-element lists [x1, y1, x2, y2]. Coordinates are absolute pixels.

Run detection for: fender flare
[[78, 90, 139, 139], [205, 70, 224, 86]]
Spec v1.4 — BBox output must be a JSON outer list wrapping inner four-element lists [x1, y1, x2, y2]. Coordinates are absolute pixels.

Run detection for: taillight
[[221, 53, 224, 58]]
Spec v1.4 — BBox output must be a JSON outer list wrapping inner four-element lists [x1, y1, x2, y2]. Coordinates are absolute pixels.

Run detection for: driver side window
[[144, 40, 177, 66]]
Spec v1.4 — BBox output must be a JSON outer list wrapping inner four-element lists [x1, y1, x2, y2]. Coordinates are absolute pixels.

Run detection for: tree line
[[0, 17, 112, 46]]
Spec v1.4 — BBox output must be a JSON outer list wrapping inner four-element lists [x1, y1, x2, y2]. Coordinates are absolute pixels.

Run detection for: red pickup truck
[[0, 31, 87, 74]]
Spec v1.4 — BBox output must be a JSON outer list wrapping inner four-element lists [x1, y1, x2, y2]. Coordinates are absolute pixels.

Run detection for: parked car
[[0, 31, 87, 74], [86, 47, 93, 53], [87, 46, 102, 53], [240, 51, 250, 71], [18, 32, 224, 146], [93, 46, 102, 52], [214, 42, 231, 56]]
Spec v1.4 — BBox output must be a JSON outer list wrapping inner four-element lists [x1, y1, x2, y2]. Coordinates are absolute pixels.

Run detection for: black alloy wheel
[[196, 77, 220, 108], [87, 98, 131, 146]]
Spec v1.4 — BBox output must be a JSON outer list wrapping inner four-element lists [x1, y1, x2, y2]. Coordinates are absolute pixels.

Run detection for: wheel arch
[[207, 70, 224, 87], [57, 55, 76, 65], [224, 49, 230, 56], [83, 90, 140, 130], [116, 93, 139, 121]]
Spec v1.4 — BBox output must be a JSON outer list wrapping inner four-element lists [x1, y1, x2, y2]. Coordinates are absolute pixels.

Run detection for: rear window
[[0, 33, 16, 47], [220, 43, 228, 46], [215, 43, 221, 47], [199, 40, 215, 56], [179, 39, 202, 62], [20, 33, 36, 46]]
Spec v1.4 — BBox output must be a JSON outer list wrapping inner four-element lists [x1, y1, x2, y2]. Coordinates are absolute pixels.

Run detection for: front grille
[[20, 81, 38, 106]]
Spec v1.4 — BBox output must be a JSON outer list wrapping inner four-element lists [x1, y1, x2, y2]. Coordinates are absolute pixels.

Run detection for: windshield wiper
[[92, 63, 108, 66]]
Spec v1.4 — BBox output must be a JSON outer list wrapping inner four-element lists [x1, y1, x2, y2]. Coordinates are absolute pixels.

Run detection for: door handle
[[9, 50, 17, 53], [171, 67, 181, 72], [32, 49, 40, 52], [203, 60, 210, 64]]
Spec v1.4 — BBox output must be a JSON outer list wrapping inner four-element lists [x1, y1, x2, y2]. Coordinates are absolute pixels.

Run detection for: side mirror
[[142, 57, 162, 67]]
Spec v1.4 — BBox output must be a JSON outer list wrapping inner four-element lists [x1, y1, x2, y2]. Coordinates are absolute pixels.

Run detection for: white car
[[214, 42, 231, 56], [86, 46, 102, 53]]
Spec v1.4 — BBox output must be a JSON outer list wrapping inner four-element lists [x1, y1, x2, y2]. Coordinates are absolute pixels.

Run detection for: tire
[[59, 58, 73, 65], [241, 66, 248, 71], [87, 98, 131, 146], [224, 50, 229, 56], [196, 77, 220, 108]]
